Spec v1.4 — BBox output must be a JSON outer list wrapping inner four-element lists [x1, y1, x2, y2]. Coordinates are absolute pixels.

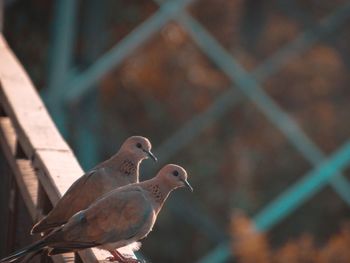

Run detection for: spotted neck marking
[[119, 159, 136, 176], [147, 184, 164, 204]]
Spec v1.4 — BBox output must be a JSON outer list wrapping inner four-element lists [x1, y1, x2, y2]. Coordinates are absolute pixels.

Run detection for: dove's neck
[[143, 177, 175, 215], [106, 151, 142, 183]]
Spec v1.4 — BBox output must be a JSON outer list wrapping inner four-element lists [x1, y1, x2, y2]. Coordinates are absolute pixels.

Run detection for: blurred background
[[2, 0, 350, 262]]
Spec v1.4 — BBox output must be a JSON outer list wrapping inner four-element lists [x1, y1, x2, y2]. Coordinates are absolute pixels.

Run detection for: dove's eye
[[136, 143, 142, 148], [173, 171, 179, 177]]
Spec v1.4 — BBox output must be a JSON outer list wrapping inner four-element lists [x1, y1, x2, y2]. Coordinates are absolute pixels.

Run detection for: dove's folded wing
[[47, 187, 153, 253]]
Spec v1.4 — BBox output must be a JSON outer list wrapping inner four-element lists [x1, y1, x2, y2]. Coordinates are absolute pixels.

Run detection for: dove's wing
[[47, 187, 153, 252], [31, 169, 101, 233]]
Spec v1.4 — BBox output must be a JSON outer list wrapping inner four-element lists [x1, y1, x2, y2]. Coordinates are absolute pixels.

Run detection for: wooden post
[[6, 177, 18, 253], [0, 152, 12, 257]]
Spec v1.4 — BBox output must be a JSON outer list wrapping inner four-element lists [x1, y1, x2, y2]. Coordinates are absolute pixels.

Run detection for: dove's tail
[[0, 239, 46, 262]]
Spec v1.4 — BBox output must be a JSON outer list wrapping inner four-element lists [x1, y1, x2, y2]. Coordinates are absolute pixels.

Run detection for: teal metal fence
[[43, 1, 350, 262]]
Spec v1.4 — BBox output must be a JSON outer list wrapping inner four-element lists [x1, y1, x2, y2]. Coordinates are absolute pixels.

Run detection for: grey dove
[[1, 164, 193, 263], [31, 136, 157, 235]]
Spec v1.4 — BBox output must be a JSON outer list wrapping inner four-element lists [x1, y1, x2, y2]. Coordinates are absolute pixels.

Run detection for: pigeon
[[1, 164, 192, 263], [31, 136, 157, 235]]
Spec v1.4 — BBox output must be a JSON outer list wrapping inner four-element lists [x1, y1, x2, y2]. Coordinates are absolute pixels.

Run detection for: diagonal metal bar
[[277, 0, 350, 70], [198, 139, 350, 263], [153, 89, 240, 167], [141, 3, 350, 257], [255, 140, 350, 231], [144, 0, 350, 250], [45, 0, 350, 262], [151, 2, 350, 174], [254, 2, 350, 81], [173, 4, 350, 263], [65, 0, 195, 103], [177, 6, 350, 202]]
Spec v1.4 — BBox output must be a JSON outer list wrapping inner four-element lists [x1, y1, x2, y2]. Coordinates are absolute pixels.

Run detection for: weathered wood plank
[[0, 36, 109, 262], [0, 117, 71, 263], [51, 253, 75, 263], [0, 34, 71, 157], [0, 117, 38, 218], [0, 34, 136, 261], [33, 149, 82, 205], [17, 160, 39, 215], [0, 116, 16, 154]]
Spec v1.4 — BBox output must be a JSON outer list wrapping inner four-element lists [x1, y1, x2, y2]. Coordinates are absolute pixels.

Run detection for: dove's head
[[158, 164, 193, 192], [121, 136, 157, 162]]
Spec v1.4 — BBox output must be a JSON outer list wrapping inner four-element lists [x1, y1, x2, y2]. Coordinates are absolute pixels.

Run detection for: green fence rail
[[42, 1, 350, 262]]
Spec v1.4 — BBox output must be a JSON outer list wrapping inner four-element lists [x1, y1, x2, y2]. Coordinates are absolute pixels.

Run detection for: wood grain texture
[[0, 35, 70, 157], [0, 34, 136, 262], [0, 117, 38, 219]]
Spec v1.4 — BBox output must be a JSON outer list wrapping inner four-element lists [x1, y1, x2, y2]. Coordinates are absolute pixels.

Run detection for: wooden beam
[[0, 117, 38, 219], [0, 34, 136, 261], [0, 35, 71, 158]]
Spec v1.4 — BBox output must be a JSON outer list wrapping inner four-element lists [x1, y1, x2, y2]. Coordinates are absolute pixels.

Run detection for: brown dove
[[1, 164, 193, 263], [31, 136, 157, 235]]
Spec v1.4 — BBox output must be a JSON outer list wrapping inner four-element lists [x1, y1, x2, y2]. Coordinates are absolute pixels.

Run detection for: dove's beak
[[182, 179, 193, 192], [144, 149, 158, 162]]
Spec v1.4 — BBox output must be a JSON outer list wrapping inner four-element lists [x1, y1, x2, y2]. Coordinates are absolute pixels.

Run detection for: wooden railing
[[0, 34, 135, 262]]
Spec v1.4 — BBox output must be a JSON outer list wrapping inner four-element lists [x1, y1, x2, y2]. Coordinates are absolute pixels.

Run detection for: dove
[[31, 136, 157, 235], [1, 164, 193, 263]]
